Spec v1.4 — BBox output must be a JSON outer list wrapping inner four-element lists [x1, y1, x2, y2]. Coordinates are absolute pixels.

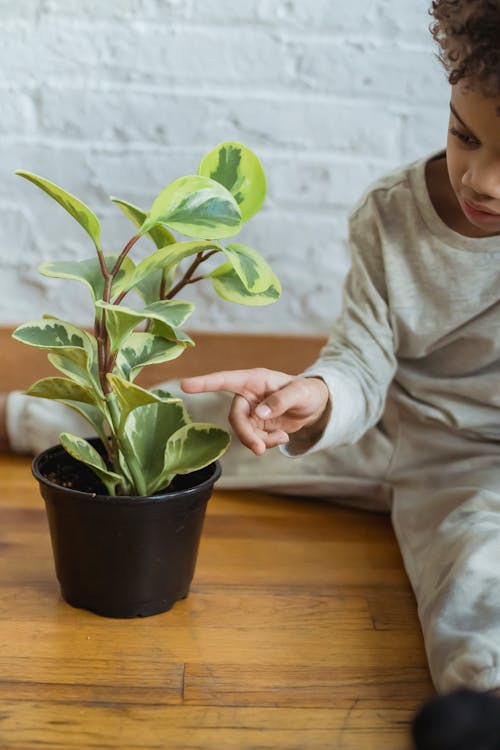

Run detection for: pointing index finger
[[181, 370, 254, 396]]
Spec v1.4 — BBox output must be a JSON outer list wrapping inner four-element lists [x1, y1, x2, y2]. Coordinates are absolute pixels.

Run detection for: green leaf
[[13, 317, 94, 354], [222, 243, 275, 293], [13, 318, 101, 393], [123, 400, 191, 494], [26, 378, 108, 443], [16, 170, 102, 250], [96, 299, 194, 353], [208, 262, 281, 306], [128, 240, 219, 292], [47, 352, 95, 389], [134, 268, 177, 305], [115, 332, 186, 381], [140, 175, 241, 240], [95, 303, 145, 354], [111, 197, 177, 248], [26, 376, 98, 405], [147, 319, 195, 347], [107, 373, 183, 432], [198, 141, 267, 222], [139, 299, 195, 327], [59, 433, 124, 495], [152, 422, 229, 493], [39, 254, 136, 301], [63, 402, 108, 446]]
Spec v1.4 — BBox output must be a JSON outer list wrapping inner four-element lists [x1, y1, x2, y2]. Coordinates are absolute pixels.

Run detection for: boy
[[4, 0, 500, 745], [182, 0, 500, 744]]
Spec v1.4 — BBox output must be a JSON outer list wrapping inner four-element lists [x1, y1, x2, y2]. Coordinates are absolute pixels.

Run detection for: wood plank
[[0, 447, 433, 749], [0, 702, 419, 750], [184, 663, 432, 707]]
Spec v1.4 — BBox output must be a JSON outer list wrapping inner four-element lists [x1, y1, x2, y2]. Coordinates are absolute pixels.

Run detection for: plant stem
[[96, 234, 142, 393], [166, 248, 219, 299], [106, 393, 146, 495], [111, 234, 141, 278]]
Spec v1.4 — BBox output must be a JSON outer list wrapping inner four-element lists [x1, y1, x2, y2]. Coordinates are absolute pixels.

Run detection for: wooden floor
[[0, 452, 433, 750]]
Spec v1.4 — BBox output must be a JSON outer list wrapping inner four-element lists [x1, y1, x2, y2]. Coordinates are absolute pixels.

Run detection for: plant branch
[[97, 234, 141, 393], [96, 247, 109, 280], [111, 233, 141, 278], [166, 248, 219, 299]]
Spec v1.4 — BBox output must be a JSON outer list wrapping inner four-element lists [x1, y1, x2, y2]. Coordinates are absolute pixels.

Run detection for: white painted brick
[[0, 0, 40, 19], [268, 155, 399, 210], [0, 90, 38, 136], [401, 105, 450, 160], [40, 0, 191, 21], [1, 20, 293, 89], [37, 85, 402, 159], [0, 1, 451, 334], [191, 0, 433, 46], [289, 39, 449, 103]]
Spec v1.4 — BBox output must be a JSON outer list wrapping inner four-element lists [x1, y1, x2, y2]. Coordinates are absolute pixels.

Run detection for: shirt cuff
[[280, 367, 360, 458], [6, 391, 32, 454]]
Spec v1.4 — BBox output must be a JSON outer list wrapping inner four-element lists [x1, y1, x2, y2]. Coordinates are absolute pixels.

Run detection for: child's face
[[447, 83, 500, 237]]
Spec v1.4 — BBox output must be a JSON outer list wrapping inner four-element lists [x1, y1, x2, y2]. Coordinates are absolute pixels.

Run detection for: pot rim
[[32, 440, 222, 504]]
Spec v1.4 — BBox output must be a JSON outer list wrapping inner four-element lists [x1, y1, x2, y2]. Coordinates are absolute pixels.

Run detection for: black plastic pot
[[32, 439, 220, 618]]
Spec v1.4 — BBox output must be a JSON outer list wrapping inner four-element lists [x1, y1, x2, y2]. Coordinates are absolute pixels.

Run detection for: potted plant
[[13, 141, 280, 618]]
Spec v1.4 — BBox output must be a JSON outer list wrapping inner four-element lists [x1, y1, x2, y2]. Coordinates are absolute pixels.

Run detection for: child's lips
[[462, 198, 500, 221]]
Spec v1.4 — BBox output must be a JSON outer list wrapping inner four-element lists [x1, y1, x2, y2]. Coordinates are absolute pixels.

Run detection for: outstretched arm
[[182, 368, 330, 456]]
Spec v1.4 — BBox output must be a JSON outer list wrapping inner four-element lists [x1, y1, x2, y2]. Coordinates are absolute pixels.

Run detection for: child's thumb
[[254, 402, 272, 419]]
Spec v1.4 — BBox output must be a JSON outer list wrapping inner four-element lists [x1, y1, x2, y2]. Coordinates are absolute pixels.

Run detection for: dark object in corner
[[412, 688, 500, 750]]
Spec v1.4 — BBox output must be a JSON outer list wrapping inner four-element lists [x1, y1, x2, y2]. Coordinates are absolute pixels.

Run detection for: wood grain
[[0, 453, 433, 750]]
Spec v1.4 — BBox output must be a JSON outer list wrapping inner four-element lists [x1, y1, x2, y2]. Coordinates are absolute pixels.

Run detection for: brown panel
[[1, 327, 326, 391]]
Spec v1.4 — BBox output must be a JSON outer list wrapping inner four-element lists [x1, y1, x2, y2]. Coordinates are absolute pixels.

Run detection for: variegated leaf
[[39, 254, 136, 301], [13, 317, 100, 391], [96, 299, 194, 353], [47, 352, 95, 389], [148, 319, 195, 347], [134, 268, 178, 304], [208, 262, 281, 306], [62, 402, 108, 446], [150, 387, 177, 399], [107, 373, 183, 432], [128, 240, 219, 292], [16, 171, 102, 250], [115, 332, 186, 381], [149, 422, 230, 493], [111, 197, 177, 248], [139, 175, 242, 239], [222, 243, 275, 293], [198, 142, 267, 222], [123, 400, 191, 494], [26, 377, 108, 445], [59, 433, 124, 495], [26, 376, 97, 405], [12, 317, 94, 355]]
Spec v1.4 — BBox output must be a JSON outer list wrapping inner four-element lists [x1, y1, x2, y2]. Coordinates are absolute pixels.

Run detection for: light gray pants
[[12, 386, 500, 693], [171, 389, 500, 694]]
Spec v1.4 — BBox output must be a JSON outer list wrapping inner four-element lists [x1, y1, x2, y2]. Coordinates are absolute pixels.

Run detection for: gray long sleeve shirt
[[288, 152, 500, 455]]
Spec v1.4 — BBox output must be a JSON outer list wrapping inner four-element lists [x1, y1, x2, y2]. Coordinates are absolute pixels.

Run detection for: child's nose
[[462, 160, 500, 200]]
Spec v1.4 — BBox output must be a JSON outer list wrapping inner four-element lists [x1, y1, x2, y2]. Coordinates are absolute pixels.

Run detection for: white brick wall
[[1, 0, 449, 333]]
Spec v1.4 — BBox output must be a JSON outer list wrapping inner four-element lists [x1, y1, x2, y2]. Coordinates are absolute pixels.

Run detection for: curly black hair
[[429, 0, 500, 95]]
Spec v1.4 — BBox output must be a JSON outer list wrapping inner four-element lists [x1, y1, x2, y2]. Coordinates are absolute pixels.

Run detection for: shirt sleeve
[[282, 194, 397, 456], [6, 391, 92, 455]]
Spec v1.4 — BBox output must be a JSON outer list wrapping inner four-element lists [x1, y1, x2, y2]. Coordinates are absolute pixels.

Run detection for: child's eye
[[449, 127, 479, 147]]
